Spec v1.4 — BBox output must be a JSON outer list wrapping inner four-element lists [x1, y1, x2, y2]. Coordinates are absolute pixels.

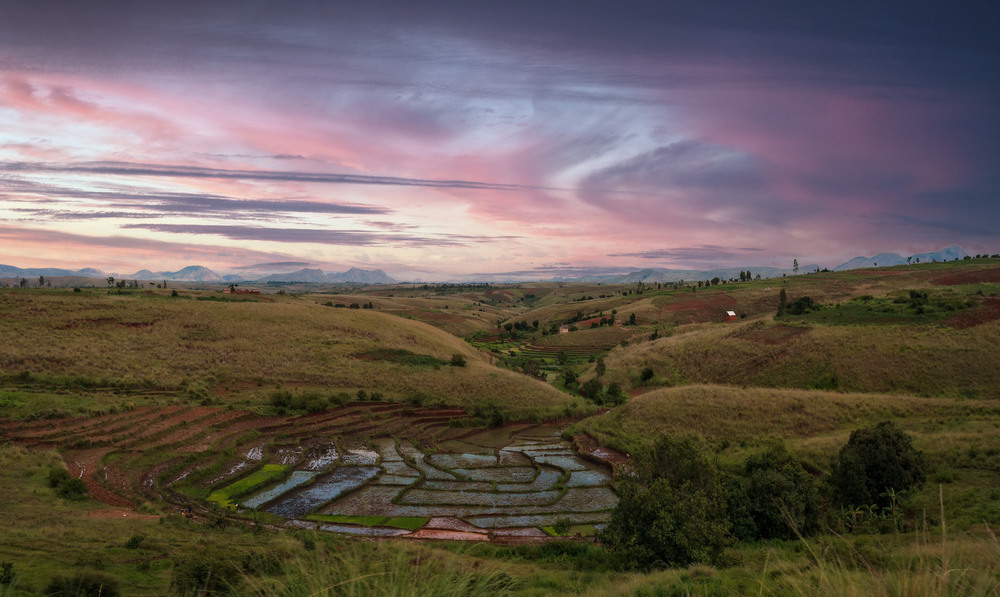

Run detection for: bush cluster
[[48, 465, 88, 500], [605, 421, 924, 571]]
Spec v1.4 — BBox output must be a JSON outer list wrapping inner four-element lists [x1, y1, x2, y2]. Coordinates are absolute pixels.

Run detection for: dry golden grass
[[0, 289, 571, 414], [593, 315, 1000, 398]]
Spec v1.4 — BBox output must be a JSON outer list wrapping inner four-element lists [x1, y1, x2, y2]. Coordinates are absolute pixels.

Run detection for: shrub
[[450, 353, 467, 367], [171, 549, 242, 596], [725, 447, 820, 541], [0, 561, 13, 585], [48, 465, 71, 487], [45, 571, 121, 597], [829, 421, 925, 509], [640, 367, 655, 383], [124, 533, 146, 549], [602, 435, 732, 570]]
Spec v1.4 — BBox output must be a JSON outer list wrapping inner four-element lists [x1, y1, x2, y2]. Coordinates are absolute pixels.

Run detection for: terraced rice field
[[0, 403, 623, 541]]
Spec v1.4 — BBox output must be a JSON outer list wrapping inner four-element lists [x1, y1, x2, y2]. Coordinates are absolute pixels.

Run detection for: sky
[[0, 1, 997, 281]]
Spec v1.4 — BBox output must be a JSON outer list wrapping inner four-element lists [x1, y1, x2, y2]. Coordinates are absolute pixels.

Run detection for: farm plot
[[1, 402, 620, 542]]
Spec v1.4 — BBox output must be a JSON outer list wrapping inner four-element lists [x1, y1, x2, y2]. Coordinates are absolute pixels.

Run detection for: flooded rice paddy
[[189, 425, 619, 540]]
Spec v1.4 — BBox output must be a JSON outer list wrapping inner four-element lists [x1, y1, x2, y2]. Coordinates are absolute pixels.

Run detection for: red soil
[[934, 267, 1000, 286], [945, 297, 1000, 329], [663, 293, 739, 323]]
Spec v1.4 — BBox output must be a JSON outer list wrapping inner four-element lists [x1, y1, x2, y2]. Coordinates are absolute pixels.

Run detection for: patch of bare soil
[[663, 293, 739, 323], [934, 267, 1000, 286], [574, 434, 629, 468], [945, 297, 1000, 329]]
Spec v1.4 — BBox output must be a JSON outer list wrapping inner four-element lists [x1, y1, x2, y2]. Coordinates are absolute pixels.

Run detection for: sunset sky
[[1, 2, 997, 280]]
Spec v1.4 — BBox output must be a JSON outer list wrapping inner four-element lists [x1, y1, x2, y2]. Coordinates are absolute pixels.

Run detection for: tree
[[640, 367, 655, 383], [793, 259, 799, 274], [628, 312, 636, 325], [725, 447, 820, 541], [38, 275, 44, 287], [777, 288, 788, 316], [106, 276, 115, 288], [450, 353, 466, 367], [557, 350, 568, 365], [829, 421, 925, 509], [602, 436, 732, 570], [580, 377, 603, 402]]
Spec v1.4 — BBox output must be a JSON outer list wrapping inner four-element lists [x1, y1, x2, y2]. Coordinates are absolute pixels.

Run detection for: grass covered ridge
[[0, 289, 572, 417]]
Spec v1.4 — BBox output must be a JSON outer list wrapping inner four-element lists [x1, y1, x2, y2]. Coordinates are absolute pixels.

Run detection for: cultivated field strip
[[1, 402, 623, 541]]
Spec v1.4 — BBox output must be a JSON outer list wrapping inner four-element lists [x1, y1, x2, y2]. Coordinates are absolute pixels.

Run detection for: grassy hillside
[[593, 316, 1000, 398], [0, 289, 574, 418], [570, 384, 1000, 531]]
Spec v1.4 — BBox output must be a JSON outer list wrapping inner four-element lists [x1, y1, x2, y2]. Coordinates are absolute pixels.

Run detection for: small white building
[[725, 310, 737, 321]]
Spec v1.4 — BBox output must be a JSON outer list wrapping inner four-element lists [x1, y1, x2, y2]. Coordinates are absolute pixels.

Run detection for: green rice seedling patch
[[207, 464, 289, 508], [352, 348, 449, 368], [241, 470, 318, 509]]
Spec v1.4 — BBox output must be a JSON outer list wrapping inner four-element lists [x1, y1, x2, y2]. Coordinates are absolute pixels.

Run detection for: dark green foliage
[[0, 561, 13, 585], [777, 288, 787, 316], [640, 367, 655, 383], [472, 403, 507, 428], [240, 551, 283, 576], [124, 533, 146, 549], [606, 382, 625, 405], [725, 447, 820, 541], [829, 421, 926, 509], [49, 465, 89, 500], [580, 377, 603, 402], [602, 436, 732, 570], [48, 465, 71, 487], [450, 353, 467, 367], [45, 570, 121, 597], [171, 549, 243, 596], [786, 296, 818, 315]]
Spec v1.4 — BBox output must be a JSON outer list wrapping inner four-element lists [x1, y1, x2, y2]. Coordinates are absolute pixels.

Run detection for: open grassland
[[2, 442, 997, 596], [3, 260, 1000, 595], [569, 384, 1000, 533], [593, 315, 1000, 398], [0, 289, 572, 417]]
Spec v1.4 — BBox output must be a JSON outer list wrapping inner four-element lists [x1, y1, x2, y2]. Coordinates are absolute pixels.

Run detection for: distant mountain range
[[0, 245, 974, 285], [559, 245, 972, 284], [831, 245, 968, 271], [0, 264, 396, 285]]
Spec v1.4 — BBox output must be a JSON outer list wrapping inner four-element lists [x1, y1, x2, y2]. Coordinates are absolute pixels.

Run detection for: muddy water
[[196, 423, 619, 536]]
